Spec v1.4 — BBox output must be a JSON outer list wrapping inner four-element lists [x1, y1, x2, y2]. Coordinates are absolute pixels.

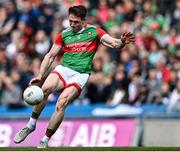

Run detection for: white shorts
[[51, 65, 90, 93]]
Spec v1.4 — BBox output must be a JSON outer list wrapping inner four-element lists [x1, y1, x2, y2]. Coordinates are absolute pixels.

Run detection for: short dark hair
[[68, 5, 87, 20]]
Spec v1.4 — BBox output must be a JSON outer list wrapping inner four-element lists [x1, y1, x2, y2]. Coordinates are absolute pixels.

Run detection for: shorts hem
[[50, 71, 66, 87]]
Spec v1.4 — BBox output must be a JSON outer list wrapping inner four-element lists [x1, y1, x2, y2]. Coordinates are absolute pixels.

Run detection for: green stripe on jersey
[[61, 51, 96, 73], [62, 26, 98, 44]]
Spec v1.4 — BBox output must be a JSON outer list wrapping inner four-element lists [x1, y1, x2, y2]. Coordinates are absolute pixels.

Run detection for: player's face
[[68, 14, 84, 32]]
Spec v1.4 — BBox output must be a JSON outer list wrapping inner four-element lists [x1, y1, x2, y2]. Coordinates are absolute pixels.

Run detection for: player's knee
[[56, 97, 68, 112]]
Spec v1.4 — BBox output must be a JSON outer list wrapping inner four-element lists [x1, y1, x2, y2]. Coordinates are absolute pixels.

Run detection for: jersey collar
[[77, 23, 87, 33]]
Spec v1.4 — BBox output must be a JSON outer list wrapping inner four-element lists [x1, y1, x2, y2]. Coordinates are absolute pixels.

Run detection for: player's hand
[[120, 32, 135, 45], [29, 76, 42, 86]]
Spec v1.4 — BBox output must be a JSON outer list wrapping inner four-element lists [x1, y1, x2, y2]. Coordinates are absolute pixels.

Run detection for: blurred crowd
[[0, 0, 179, 111]]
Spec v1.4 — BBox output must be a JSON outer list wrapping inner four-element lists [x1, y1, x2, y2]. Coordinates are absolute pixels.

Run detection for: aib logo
[[27, 91, 33, 97]]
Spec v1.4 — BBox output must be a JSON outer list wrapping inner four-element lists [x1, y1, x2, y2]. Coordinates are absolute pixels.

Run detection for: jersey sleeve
[[54, 32, 64, 46], [96, 27, 107, 40]]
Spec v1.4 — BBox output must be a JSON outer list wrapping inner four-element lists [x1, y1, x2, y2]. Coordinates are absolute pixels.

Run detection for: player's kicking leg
[[14, 73, 64, 144], [37, 86, 79, 148]]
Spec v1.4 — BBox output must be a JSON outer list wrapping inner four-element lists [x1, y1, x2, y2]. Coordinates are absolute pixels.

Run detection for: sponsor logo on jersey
[[88, 32, 92, 37]]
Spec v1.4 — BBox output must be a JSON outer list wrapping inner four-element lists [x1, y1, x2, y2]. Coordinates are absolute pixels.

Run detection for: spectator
[[6, 30, 22, 60], [148, 41, 165, 67], [103, 9, 119, 31], [167, 79, 180, 111], [0, 50, 10, 71], [160, 82, 170, 105], [86, 57, 113, 104], [134, 81, 149, 105], [128, 72, 141, 104], [35, 29, 51, 56], [0, 5, 17, 46], [1, 71, 24, 108], [108, 65, 129, 106], [171, 0, 180, 28], [147, 68, 162, 103], [97, 0, 110, 24], [169, 69, 178, 91]]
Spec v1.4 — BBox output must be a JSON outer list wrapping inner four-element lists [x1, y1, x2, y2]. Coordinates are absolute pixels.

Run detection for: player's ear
[[82, 17, 86, 23]]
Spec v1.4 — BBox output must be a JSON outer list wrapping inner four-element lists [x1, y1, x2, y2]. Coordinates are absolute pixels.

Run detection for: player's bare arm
[[101, 32, 135, 48], [29, 44, 62, 85]]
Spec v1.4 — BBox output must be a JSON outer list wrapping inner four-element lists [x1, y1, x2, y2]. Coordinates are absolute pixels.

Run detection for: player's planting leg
[[37, 86, 79, 148]]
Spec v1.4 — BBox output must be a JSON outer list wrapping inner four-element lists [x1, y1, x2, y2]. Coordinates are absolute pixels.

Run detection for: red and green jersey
[[54, 23, 107, 73]]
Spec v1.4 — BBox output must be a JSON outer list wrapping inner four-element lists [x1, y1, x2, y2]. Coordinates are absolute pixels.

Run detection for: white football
[[23, 85, 44, 105]]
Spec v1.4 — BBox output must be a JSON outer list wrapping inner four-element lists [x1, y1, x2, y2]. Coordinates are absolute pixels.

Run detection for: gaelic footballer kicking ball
[[23, 85, 44, 105]]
